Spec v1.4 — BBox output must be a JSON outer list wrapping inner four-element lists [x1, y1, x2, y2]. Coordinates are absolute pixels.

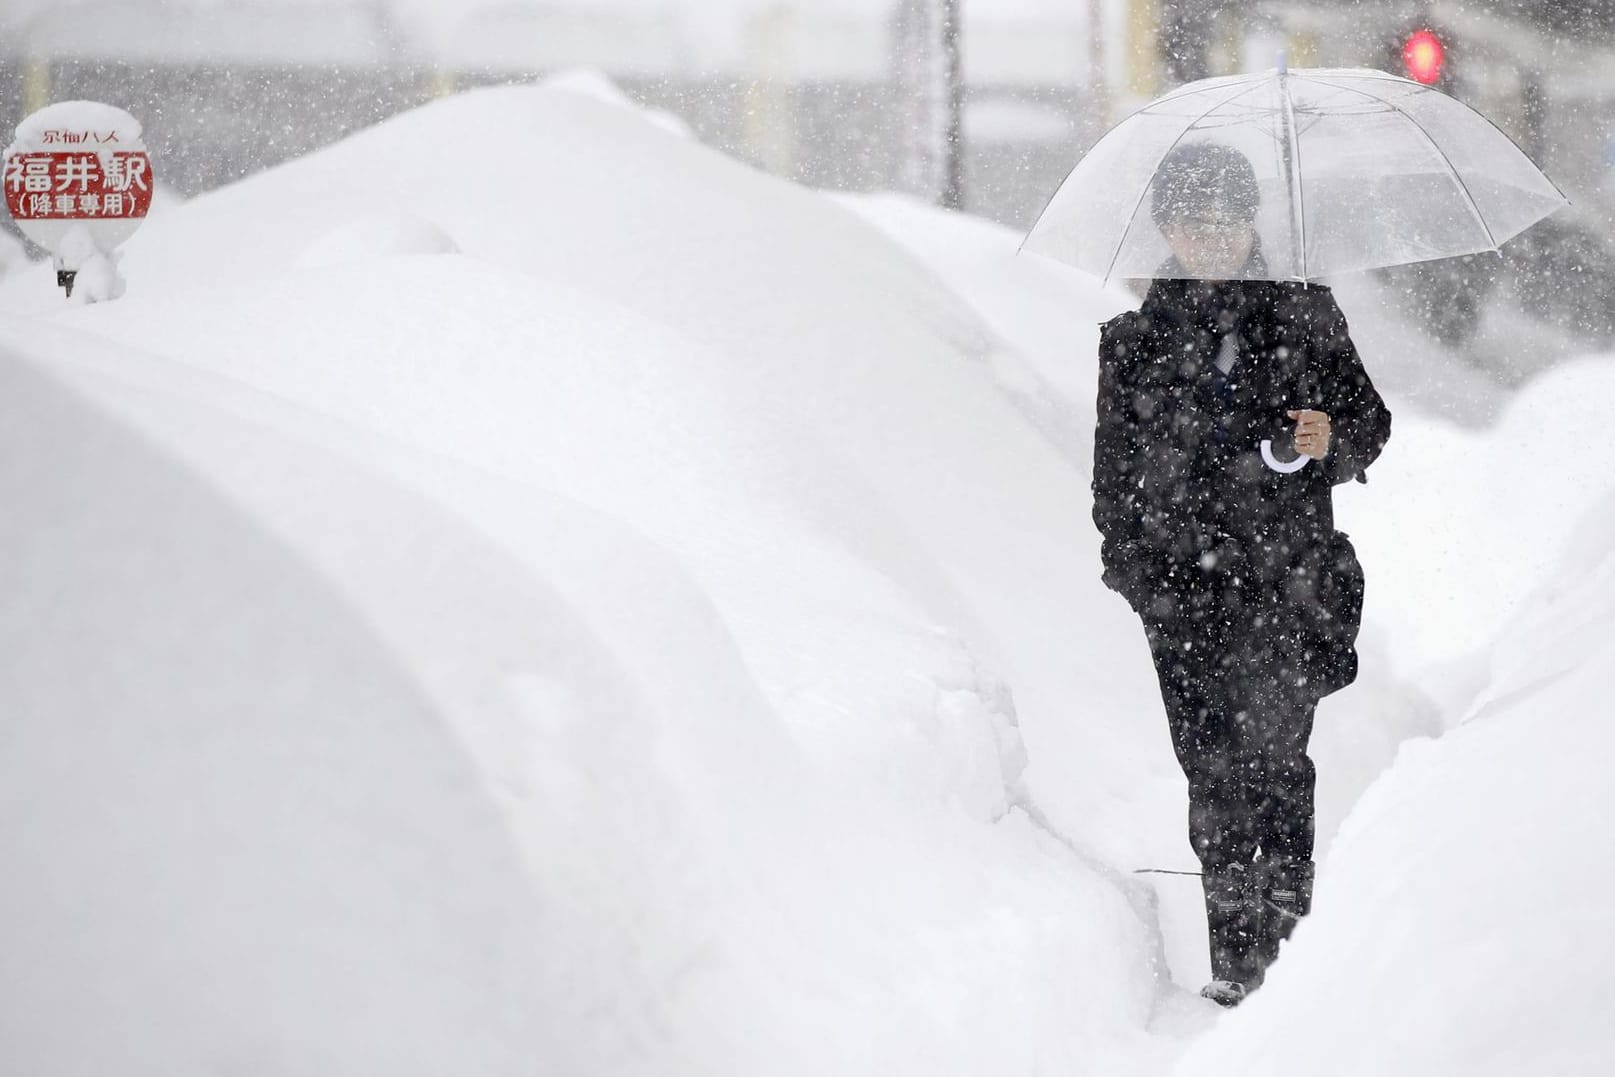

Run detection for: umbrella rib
[[1101, 78, 1269, 284], [1297, 72, 1499, 252], [1278, 64, 1308, 281]]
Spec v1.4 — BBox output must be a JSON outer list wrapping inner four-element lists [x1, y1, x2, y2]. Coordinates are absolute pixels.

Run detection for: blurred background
[[3, 0, 1614, 355]]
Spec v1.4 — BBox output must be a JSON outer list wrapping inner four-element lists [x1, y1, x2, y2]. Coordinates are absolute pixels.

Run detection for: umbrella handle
[[1261, 438, 1311, 473]]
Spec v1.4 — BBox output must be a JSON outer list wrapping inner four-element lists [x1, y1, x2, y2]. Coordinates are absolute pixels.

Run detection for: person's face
[[1162, 214, 1256, 280]]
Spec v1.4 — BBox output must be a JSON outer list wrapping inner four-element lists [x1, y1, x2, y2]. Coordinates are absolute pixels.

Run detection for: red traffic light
[[1403, 29, 1445, 85]]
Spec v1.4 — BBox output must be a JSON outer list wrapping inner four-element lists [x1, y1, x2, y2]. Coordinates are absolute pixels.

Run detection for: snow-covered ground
[[3, 76, 1613, 1075]]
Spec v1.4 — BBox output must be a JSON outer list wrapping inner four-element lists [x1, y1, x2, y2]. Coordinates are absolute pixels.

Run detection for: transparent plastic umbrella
[[1021, 62, 1569, 283]]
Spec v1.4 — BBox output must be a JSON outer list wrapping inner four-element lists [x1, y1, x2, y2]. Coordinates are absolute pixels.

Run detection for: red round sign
[[3, 102, 154, 262]]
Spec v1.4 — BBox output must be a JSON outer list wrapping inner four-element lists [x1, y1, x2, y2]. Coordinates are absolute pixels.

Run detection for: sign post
[[3, 101, 153, 302]]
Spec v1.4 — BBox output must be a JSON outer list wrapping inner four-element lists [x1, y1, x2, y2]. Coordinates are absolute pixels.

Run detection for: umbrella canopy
[[1022, 64, 1569, 283]]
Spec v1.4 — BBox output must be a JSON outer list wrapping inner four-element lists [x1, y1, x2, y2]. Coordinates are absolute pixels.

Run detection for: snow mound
[[0, 344, 560, 1074], [539, 67, 693, 137], [1342, 355, 1615, 673], [0, 229, 29, 275], [0, 83, 1176, 1073], [297, 211, 460, 266], [56, 225, 125, 303], [42, 82, 1133, 847], [1175, 480, 1615, 1076]]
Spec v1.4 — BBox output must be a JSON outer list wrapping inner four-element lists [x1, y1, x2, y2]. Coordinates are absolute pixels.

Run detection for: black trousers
[[1144, 618, 1317, 873]]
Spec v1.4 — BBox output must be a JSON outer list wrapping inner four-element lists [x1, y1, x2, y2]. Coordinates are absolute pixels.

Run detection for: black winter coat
[[1092, 274, 1391, 698]]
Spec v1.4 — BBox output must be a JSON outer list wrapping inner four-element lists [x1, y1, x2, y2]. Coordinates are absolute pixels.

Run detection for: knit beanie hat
[[1149, 142, 1261, 229]]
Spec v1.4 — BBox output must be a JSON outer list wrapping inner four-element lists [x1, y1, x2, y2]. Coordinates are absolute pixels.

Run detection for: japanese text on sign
[[3, 152, 154, 220], [38, 129, 125, 146]]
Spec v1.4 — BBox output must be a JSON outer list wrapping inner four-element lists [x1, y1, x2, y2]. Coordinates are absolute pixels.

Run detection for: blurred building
[[3, 0, 1609, 267], [1262, 1, 1615, 213], [0, 1, 1108, 230], [0, 3, 431, 198], [1258, 0, 1615, 345], [1115, 1, 1614, 210]]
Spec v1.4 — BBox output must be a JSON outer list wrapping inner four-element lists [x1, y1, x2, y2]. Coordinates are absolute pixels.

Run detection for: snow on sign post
[[3, 101, 153, 303]]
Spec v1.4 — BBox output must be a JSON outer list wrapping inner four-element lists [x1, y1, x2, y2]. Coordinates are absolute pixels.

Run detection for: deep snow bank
[[0, 344, 559, 1074], [4, 310, 1169, 1074], [10, 81, 1177, 865], [0, 82, 1182, 1074], [1339, 355, 1615, 679]]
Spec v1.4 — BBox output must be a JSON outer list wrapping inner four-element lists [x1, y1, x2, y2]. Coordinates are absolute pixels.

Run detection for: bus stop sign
[[3, 101, 154, 296]]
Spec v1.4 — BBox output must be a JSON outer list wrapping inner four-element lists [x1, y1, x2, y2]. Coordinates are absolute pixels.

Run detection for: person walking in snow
[[1091, 143, 1392, 1007]]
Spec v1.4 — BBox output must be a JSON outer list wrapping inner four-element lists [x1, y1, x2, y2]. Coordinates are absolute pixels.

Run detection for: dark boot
[[1199, 864, 1265, 1006], [1254, 857, 1315, 975]]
